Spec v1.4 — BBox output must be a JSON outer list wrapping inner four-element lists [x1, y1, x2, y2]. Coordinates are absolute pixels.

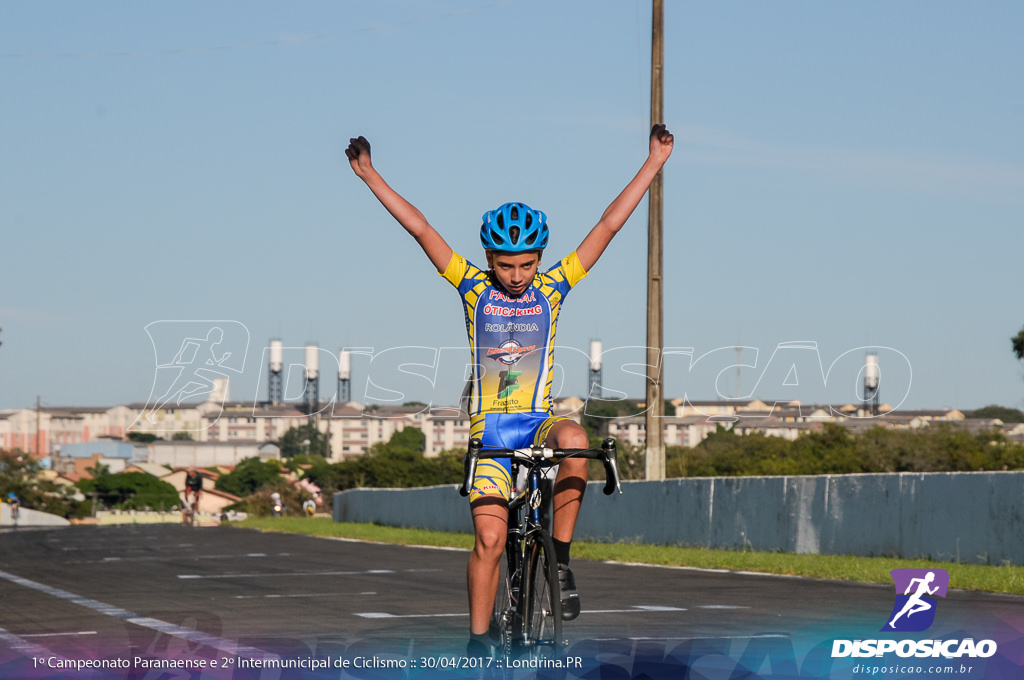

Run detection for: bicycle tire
[[518, 529, 562, 652], [491, 547, 516, 656]]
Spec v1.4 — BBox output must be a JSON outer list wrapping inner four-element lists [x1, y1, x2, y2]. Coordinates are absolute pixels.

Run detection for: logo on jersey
[[486, 340, 536, 366], [498, 370, 521, 399]]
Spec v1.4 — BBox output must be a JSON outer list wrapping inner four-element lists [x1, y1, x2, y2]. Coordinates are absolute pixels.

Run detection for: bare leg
[[467, 498, 508, 635], [545, 420, 590, 543]]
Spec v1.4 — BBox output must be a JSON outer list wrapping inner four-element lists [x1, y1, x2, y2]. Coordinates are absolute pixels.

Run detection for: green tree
[[2, 449, 92, 518], [215, 457, 283, 496], [965, 405, 1024, 423], [1013, 327, 1024, 362], [389, 426, 426, 453], [127, 432, 160, 443], [279, 424, 331, 458], [85, 461, 111, 479], [1, 450, 40, 506], [320, 429, 460, 491], [678, 423, 1024, 478], [76, 472, 180, 511]]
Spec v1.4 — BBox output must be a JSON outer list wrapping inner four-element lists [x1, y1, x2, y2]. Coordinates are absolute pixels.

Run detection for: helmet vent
[[509, 226, 520, 243]]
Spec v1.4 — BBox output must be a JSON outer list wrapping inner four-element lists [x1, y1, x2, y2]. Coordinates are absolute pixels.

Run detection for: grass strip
[[230, 518, 1024, 596]]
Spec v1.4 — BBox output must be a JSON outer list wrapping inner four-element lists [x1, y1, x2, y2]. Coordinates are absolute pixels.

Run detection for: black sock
[[553, 538, 571, 566], [467, 632, 490, 656]]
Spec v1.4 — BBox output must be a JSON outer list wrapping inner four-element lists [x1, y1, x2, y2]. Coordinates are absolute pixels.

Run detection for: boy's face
[[486, 250, 541, 297]]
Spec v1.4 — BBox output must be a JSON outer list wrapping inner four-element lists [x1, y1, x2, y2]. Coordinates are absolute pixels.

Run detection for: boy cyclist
[[346, 125, 673, 651], [182, 467, 203, 524]]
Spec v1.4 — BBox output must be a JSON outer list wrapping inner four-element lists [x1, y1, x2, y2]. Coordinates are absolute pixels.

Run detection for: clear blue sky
[[2, 1, 1022, 413]]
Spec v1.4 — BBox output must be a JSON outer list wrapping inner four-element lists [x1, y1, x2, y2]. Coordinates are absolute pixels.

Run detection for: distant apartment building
[[0, 405, 136, 459], [1, 392, 1003, 467], [53, 440, 281, 477]]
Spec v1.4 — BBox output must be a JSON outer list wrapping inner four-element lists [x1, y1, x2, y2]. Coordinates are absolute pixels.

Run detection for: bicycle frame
[[502, 460, 546, 596], [461, 438, 622, 653]]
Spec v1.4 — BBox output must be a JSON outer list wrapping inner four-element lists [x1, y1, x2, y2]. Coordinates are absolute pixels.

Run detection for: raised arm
[[346, 136, 454, 272], [575, 124, 674, 271]]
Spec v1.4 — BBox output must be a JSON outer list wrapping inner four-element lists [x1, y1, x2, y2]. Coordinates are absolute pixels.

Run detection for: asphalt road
[[1, 524, 1022, 678]]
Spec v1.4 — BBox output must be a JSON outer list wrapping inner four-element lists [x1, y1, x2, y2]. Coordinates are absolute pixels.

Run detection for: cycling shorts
[[467, 412, 570, 504]]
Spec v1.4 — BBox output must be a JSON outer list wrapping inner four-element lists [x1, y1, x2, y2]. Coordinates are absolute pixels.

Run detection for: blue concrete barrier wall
[[334, 471, 1024, 565]]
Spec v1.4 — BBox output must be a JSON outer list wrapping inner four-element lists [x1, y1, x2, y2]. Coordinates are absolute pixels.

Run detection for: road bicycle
[[181, 497, 197, 527], [461, 437, 622, 656]]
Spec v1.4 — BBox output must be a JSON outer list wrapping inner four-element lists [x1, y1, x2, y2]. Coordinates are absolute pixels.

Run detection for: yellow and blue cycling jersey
[[441, 250, 588, 502], [440, 250, 588, 416]]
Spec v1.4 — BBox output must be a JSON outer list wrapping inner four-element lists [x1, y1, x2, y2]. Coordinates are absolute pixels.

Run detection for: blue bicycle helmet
[[480, 202, 548, 252]]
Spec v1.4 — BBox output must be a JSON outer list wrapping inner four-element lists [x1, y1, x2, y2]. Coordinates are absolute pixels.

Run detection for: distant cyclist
[[182, 467, 203, 522], [302, 497, 316, 517], [6, 492, 19, 521], [347, 124, 674, 653]]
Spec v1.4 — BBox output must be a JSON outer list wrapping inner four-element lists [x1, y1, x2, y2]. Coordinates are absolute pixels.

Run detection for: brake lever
[[601, 438, 623, 495], [460, 438, 482, 497]]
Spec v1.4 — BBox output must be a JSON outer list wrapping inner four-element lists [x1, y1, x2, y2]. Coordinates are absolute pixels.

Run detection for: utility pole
[[36, 395, 42, 459], [645, 0, 666, 481]]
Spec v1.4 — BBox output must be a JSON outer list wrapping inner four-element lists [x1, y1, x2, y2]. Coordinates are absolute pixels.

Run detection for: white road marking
[[591, 633, 791, 642], [600, 559, 881, 586], [92, 552, 272, 564], [233, 591, 377, 600], [356, 612, 469, 619], [320, 536, 469, 552], [355, 605, 688, 619], [19, 631, 98, 638], [0, 568, 266, 657], [622, 634, 790, 639], [178, 569, 409, 577], [583, 605, 687, 614], [0, 625, 58, 657]]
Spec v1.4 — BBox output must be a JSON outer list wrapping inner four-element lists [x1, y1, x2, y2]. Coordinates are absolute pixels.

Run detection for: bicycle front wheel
[[491, 547, 516, 656], [518, 529, 562, 651]]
